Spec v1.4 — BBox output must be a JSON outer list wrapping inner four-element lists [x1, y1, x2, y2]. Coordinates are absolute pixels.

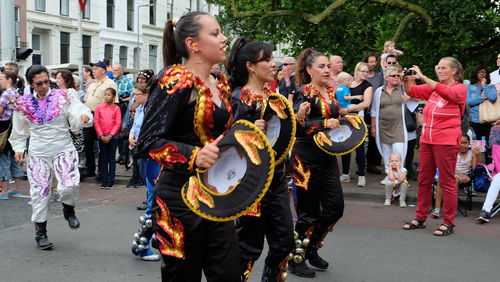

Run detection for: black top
[[293, 84, 339, 164], [137, 65, 232, 173], [349, 80, 373, 124]]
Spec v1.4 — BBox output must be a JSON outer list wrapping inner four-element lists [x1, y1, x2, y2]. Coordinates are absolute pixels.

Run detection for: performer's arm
[[137, 81, 199, 172], [68, 94, 93, 132], [8, 111, 29, 153]]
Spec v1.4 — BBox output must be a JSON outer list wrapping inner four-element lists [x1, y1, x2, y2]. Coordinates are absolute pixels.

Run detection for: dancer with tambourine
[[226, 38, 297, 282], [136, 12, 240, 281], [290, 49, 364, 278]]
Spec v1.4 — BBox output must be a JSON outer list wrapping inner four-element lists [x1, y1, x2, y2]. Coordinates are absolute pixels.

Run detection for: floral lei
[[14, 89, 70, 125], [239, 86, 273, 107], [158, 64, 233, 145], [302, 83, 339, 117]]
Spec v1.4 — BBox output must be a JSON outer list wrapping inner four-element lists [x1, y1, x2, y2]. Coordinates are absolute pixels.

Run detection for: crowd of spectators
[[0, 51, 499, 222]]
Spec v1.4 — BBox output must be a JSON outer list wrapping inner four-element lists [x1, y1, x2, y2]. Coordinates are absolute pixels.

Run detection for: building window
[[60, 32, 70, 64], [119, 46, 128, 67], [149, 0, 156, 26], [104, 44, 113, 64], [60, 0, 69, 16], [32, 34, 42, 65], [15, 6, 20, 47], [107, 0, 114, 28], [82, 35, 91, 65], [127, 0, 134, 31], [35, 0, 46, 12], [82, 0, 91, 19], [149, 45, 157, 71]]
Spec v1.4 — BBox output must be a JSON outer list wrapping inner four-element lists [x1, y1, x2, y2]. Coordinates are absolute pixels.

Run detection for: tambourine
[[261, 93, 296, 164], [181, 120, 275, 222], [313, 114, 367, 156]]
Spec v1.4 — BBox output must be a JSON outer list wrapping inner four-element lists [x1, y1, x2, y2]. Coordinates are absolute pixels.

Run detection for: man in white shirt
[[490, 53, 500, 85]]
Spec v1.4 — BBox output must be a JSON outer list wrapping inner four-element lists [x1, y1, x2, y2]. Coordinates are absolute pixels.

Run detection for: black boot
[[262, 264, 287, 282], [35, 222, 53, 250], [62, 203, 80, 229], [307, 248, 329, 269], [289, 260, 315, 278]]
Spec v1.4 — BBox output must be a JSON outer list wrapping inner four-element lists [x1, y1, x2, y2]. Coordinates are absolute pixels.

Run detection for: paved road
[[1, 165, 499, 281]]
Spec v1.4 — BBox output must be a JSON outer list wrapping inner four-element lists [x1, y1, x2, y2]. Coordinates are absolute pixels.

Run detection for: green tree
[[211, 0, 500, 76]]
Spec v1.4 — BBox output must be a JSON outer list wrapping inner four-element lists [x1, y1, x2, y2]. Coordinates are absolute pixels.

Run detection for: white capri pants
[[381, 142, 405, 173]]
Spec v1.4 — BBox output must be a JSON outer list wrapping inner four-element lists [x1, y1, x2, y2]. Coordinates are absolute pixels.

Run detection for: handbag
[[404, 105, 417, 132], [0, 123, 12, 153], [479, 93, 500, 123]]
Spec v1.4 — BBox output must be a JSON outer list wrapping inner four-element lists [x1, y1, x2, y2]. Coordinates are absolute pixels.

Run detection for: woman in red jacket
[[402, 57, 466, 236]]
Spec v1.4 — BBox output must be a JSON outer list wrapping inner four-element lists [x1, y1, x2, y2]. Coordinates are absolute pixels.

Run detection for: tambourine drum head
[[204, 146, 247, 194], [181, 119, 275, 222], [327, 125, 353, 143], [266, 115, 281, 147], [313, 115, 367, 156]]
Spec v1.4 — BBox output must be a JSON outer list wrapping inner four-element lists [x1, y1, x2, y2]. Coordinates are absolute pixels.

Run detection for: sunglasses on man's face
[[387, 61, 398, 65], [388, 74, 401, 78], [33, 80, 50, 87], [282, 63, 295, 66]]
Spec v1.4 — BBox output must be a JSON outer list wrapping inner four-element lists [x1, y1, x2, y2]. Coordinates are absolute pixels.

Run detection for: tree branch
[[391, 13, 418, 42], [371, 0, 432, 26], [229, 0, 350, 24], [228, 0, 432, 26]]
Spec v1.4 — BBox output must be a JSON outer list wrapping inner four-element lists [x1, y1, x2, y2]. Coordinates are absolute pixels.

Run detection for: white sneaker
[[380, 176, 389, 185], [141, 253, 161, 261], [357, 176, 366, 187], [400, 200, 407, 208], [384, 198, 391, 206], [340, 174, 350, 183]]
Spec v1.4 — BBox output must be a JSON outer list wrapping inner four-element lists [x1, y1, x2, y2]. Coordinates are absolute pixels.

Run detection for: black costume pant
[[83, 126, 97, 176], [295, 159, 344, 246], [153, 170, 240, 282], [341, 144, 366, 176], [236, 164, 294, 273], [366, 134, 382, 166]]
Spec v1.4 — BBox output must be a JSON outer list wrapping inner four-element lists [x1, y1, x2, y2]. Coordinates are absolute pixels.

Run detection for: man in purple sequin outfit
[[9, 65, 93, 250]]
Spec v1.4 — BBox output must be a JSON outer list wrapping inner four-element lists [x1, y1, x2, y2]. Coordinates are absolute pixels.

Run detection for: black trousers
[[153, 170, 240, 282], [83, 126, 97, 176], [294, 159, 344, 245], [236, 164, 294, 272], [341, 144, 366, 176], [366, 134, 382, 166]]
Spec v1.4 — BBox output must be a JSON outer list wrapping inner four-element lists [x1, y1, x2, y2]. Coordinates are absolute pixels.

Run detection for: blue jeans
[[143, 159, 161, 217], [98, 138, 119, 182]]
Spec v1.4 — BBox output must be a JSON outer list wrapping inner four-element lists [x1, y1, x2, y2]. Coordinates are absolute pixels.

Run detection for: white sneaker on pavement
[[357, 176, 366, 187], [380, 176, 390, 185], [141, 253, 161, 261], [340, 174, 350, 183], [384, 198, 391, 206]]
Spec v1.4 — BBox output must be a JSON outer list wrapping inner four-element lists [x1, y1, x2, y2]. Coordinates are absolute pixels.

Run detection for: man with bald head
[[329, 55, 344, 90], [279, 56, 297, 102]]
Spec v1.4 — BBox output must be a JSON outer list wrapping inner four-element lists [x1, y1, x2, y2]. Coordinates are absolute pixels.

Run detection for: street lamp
[[137, 3, 155, 69]]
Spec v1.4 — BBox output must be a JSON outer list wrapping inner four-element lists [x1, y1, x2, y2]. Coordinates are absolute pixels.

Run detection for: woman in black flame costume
[[289, 48, 345, 278], [226, 37, 295, 282], [137, 12, 239, 282]]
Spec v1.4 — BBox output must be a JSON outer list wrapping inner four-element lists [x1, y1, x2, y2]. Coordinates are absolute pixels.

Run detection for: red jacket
[[409, 82, 466, 146]]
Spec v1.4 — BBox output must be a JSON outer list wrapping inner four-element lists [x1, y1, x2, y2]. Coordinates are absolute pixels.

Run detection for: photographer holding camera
[[401, 57, 467, 237]]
